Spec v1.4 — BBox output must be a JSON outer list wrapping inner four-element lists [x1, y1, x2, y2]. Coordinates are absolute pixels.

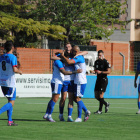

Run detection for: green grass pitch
[[0, 97, 139, 140]]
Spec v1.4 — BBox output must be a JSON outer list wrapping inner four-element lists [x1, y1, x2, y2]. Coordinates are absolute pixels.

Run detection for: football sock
[[48, 100, 55, 115], [77, 101, 83, 118], [100, 98, 107, 106], [99, 98, 103, 111], [0, 102, 12, 115], [138, 101, 140, 109], [7, 106, 13, 121], [59, 106, 64, 115], [81, 100, 87, 113], [68, 108, 73, 117]]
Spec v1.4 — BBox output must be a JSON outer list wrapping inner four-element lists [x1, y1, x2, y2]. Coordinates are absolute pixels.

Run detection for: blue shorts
[[51, 83, 62, 94], [1, 86, 16, 101], [74, 84, 86, 97], [61, 80, 74, 93]]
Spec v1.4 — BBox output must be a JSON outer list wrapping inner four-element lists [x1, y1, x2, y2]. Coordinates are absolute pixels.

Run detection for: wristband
[[101, 71, 103, 74], [72, 71, 77, 74]]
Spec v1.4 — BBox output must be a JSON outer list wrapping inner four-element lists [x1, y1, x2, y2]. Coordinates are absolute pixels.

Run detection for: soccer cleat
[[67, 116, 74, 122], [94, 110, 102, 114], [84, 110, 91, 122], [59, 115, 65, 121], [105, 102, 110, 113], [46, 116, 55, 122], [75, 118, 82, 122], [43, 114, 48, 119], [7, 121, 18, 126], [136, 110, 140, 114]]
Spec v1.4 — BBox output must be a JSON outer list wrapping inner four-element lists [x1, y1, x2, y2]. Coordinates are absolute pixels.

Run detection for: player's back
[[73, 55, 87, 84], [0, 53, 17, 87], [51, 60, 65, 84]]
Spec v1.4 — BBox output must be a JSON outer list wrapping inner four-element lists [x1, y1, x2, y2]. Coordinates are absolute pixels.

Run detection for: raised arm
[[51, 56, 61, 60], [74, 51, 88, 58], [61, 53, 75, 65]]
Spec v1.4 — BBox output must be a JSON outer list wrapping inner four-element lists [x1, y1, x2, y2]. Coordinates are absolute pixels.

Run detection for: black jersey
[[94, 58, 110, 79]]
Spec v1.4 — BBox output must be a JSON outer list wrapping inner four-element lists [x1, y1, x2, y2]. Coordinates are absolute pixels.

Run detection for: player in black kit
[[91, 50, 111, 114]]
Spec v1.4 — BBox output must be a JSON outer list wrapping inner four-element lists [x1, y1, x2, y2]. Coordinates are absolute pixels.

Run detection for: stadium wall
[[0, 74, 137, 98], [85, 75, 137, 98]]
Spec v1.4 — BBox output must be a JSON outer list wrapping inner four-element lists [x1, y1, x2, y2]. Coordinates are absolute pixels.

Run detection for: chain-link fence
[[103, 52, 139, 75], [0, 47, 140, 75]]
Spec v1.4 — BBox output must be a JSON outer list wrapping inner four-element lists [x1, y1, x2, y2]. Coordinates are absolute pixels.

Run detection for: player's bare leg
[[59, 91, 67, 121]]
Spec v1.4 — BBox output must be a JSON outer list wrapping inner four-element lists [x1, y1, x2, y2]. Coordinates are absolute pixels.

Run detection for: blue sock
[[0, 103, 12, 115], [48, 100, 56, 115], [138, 102, 140, 109], [77, 101, 83, 118], [59, 106, 64, 114], [81, 100, 87, 113], [7, 106, 13, 121], [68, 108, 73, 116]]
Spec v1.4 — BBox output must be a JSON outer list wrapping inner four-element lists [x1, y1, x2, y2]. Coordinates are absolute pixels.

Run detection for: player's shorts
[[61, 80, 74, 93], [74, 84, 86, 97], [94, 77, 108, 92], [1, 86, 16, 101], [51, 83, 63, 94]]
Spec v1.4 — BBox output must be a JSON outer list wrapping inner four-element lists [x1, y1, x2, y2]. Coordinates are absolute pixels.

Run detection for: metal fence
[[0, 48, 140, 75]]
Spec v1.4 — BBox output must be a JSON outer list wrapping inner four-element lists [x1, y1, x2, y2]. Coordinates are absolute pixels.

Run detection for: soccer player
[[91, 50, 111, 114], [43, 59, 82, 122], [0, 41, 22, 126], [61, 46, 91, 122], [134, 61, 140, 114], [51, 42, 88, 122]]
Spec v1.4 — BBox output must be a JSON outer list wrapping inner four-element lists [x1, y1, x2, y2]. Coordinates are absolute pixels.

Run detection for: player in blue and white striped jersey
[[0, 41, 22, 126], [61, 46, 91, 122], [43, 59, 82, 122]]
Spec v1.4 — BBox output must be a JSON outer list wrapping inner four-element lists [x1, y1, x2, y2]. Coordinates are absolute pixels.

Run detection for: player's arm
[[59, 68, 82, 75], [96, 68, 111, 74], [61, 53, 75, 65], [74, 51, 88, 58], [13, 67, 22, 75], [51, 56, 61, 60]]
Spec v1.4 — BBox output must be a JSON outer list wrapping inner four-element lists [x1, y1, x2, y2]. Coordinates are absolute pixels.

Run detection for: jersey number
[[2, 61, 6, 71]]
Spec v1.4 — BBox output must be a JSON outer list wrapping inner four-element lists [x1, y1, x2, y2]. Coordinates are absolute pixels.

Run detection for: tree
[[28, 0, 129, 45], [0, 0, 66, 47]]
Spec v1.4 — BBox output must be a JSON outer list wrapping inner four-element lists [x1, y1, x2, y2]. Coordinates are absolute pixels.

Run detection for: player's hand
[[134, 82, 137, 88], [76, 69, 82, 73], [19, 70, 22, 75]]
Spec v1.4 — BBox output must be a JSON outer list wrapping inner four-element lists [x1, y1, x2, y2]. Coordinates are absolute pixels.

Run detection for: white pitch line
[[26, 103, 137, 109]]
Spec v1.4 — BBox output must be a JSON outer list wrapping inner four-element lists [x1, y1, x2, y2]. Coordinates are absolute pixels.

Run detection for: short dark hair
[[4, 41, 14, 52], [98, 50, 104, 54], [66, 42, 71, 45]]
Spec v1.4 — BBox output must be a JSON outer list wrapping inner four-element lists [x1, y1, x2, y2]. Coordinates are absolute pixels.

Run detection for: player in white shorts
[[43, 59, 82, 122], [61, 46, 91, 122], [0, 41, 22, 126]]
